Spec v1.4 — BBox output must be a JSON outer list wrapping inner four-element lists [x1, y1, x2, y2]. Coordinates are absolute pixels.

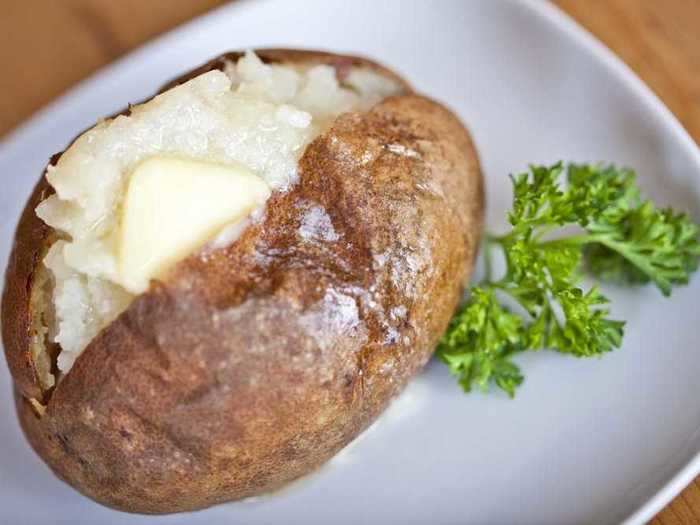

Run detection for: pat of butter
[[119, 157, 270, 294]]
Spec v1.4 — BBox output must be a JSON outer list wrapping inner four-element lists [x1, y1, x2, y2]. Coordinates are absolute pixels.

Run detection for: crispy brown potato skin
[[2, 175, 54, 400], [2, 50, 483, 513]]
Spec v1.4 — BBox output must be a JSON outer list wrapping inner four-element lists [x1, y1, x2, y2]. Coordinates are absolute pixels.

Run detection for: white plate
[[1, 1, 699, 524]]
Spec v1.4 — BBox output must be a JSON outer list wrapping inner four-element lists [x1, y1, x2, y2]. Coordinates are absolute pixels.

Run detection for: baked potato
[[1, 49, 483, 513]]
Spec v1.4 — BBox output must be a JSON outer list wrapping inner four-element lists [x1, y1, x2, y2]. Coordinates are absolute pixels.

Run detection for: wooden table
[[1, 1, 698, 523]]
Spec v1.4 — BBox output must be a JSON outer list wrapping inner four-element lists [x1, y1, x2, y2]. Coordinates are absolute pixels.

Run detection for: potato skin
[[3, 50, 483, 513], [2, 175, 54, 401]]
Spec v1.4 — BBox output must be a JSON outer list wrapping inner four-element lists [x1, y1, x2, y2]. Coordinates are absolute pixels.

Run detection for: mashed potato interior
[[35, 51, 400, 373]]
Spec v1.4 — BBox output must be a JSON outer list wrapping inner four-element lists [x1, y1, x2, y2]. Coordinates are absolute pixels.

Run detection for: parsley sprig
[[437, 163, 700, 397]]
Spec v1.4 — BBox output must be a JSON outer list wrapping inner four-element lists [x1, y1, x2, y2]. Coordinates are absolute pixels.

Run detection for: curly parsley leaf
[[584, 204, 700, 295], [436, 287, 524, 397], [439, 163, 699, 396]]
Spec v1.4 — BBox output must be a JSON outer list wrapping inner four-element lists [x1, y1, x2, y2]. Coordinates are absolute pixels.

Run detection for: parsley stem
[[539, 233, 600, 247], [483, 233, 509, 283], [486, 232, 509, 243], [541, 233, 666, 293], [532, 224, 560, 242], [483, 237, 494, 282]]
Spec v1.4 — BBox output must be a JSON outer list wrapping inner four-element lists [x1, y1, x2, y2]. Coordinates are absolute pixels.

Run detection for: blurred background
[[0, 1, 698, 143], [0, 1, 698, 523]]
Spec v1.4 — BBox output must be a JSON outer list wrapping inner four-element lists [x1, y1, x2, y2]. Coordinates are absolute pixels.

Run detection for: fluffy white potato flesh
[[35, 51, 402, 373], [119, 157, 271, 294]]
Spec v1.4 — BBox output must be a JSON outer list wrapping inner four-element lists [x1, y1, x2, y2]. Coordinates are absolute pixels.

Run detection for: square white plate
[[1, 1, 699, 524]]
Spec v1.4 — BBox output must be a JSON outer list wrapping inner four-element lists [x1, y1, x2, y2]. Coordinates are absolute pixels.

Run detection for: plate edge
[[524, 3, 700, 523]]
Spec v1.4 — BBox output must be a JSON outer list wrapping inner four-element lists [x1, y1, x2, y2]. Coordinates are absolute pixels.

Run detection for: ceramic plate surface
[[1, 1, 699, 524]]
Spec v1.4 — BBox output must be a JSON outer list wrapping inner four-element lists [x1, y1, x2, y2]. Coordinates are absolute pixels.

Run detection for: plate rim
[[1, 1, 699, 523], [518, 2, 700, 523]]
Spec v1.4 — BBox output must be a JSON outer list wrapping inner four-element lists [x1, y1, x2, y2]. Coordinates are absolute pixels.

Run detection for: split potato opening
[[31, 51, 403, 386]]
